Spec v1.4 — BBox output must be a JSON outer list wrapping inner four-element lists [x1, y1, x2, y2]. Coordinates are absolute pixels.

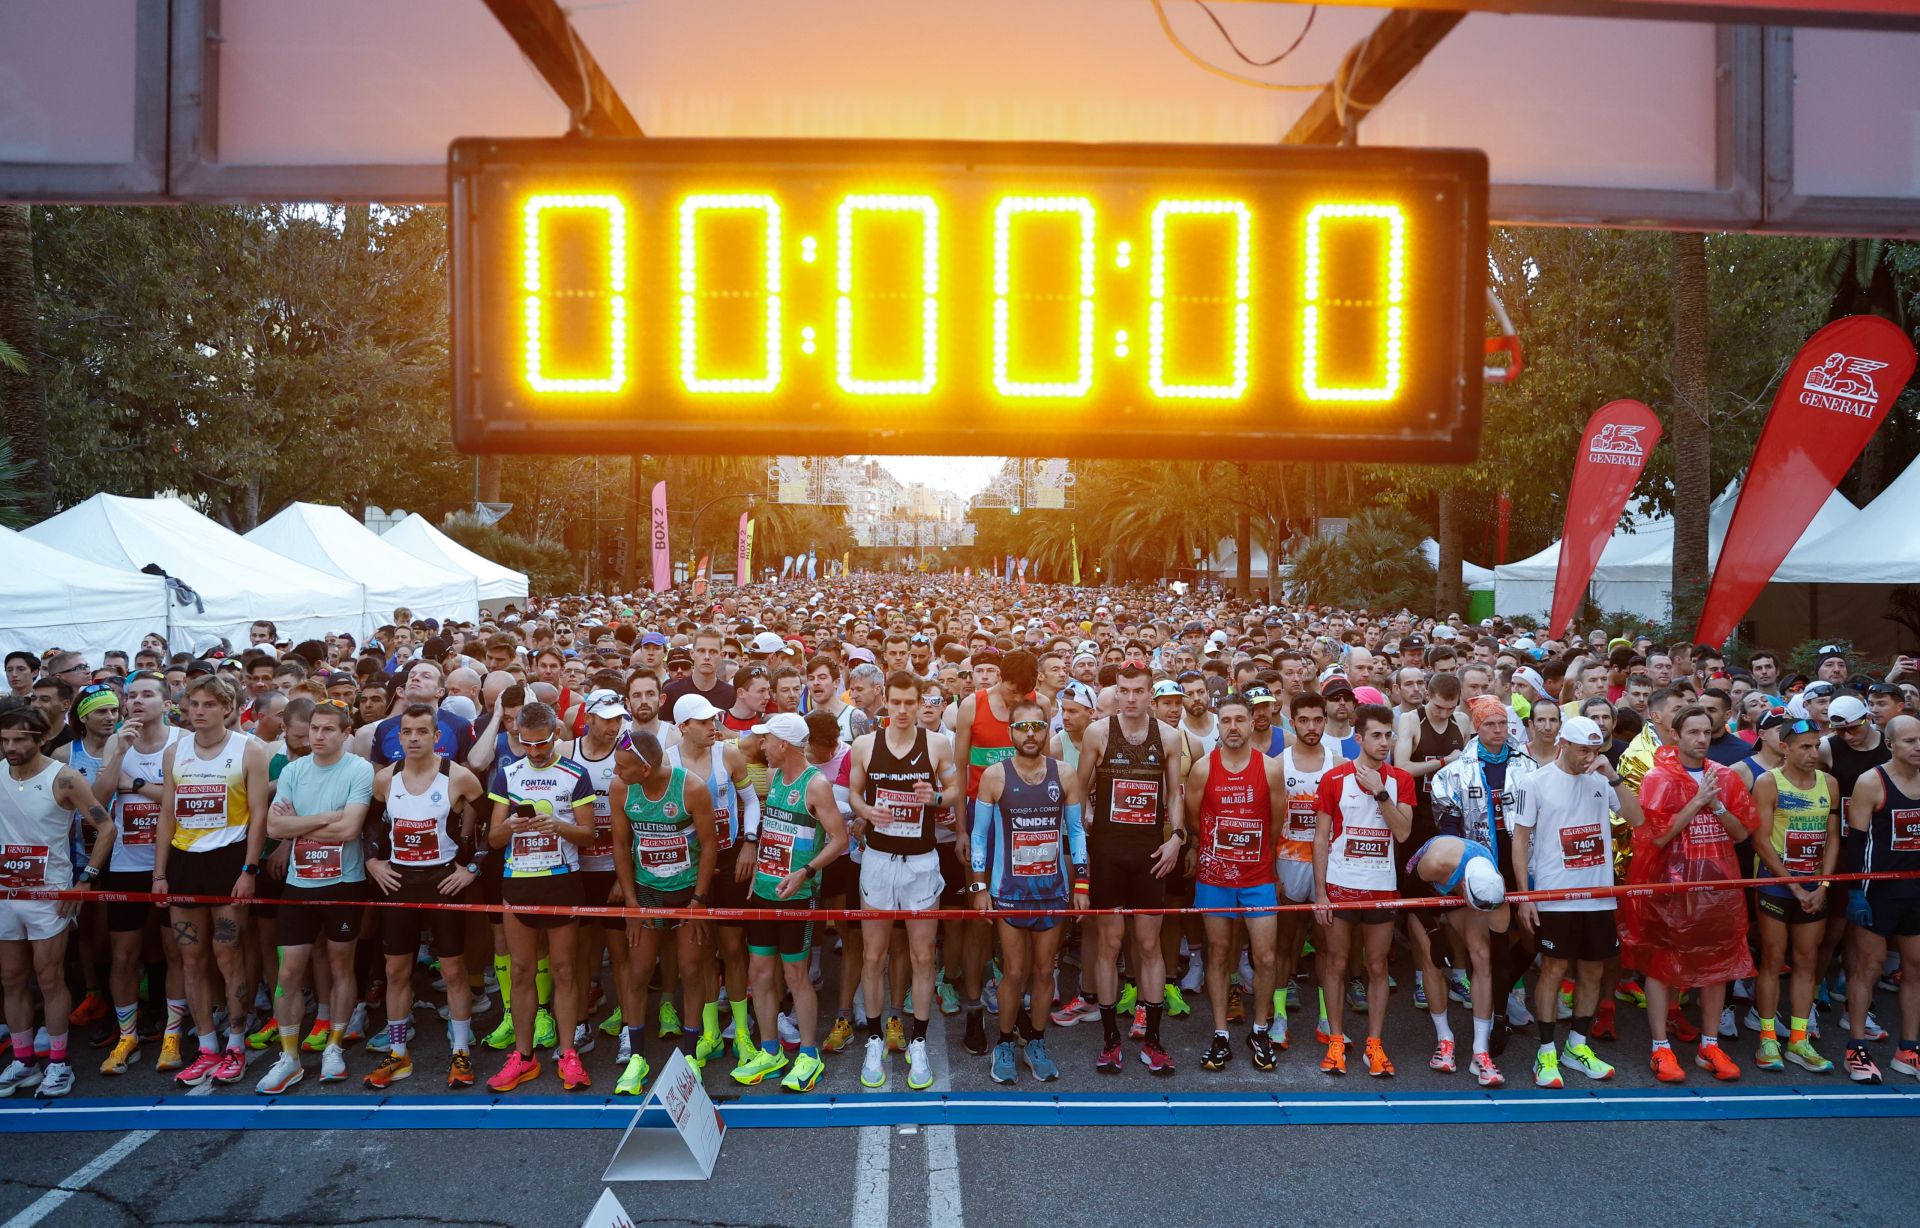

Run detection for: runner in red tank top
[[1181, 695, 1287, 1072]]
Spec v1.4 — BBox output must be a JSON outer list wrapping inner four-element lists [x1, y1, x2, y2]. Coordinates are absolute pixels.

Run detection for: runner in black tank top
[[864, 726, 938, 857], [1403, 712, 1465, 887], [1840, 719, 1920, 1082]]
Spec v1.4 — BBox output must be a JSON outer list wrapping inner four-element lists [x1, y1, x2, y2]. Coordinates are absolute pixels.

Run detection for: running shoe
[[616, 1030, 632, 1063], [1846, 1045, 1883, 1084], [1116, 982, 1139, 1015], [1364, 1037, 1393, 1078], [990, 1040, 1017, 1084], [558, 1047, 591, 1091], [936, 980, 961, 1015], [1649, 1046, 1686, 1084], [886, 1016, 907, 1054], [906, 1038, 933, 1090], [70, 992, 108, 1027], [1719, 1007, 1739, 1039], [155, 1034, 184, 1072], [484, 1012, 516, 1050], [319, 1043, 347, 1083], [1024, 1038, 1060, 1082], [1534, 1048, 1564, 1089], [1129, 1006, 1147, 1040], [823, 1016, 854, 1054], [571, 1022, 596, 1055], [213, 1048, 247, 1084], [1839, 1009, 1888, 1042], [1413, 973, 1429, 1011], [342, 1003, 368, 1044], [488, 1050, 541, 1092], [1891, 1046, 1920, 1079], [0, 1060, 43, 1096], [598, 1006, 624, 1036], [731, 1046, 789, 1086], [1787, 1038, 1833, 1074], [1049, 995, 1100, 1027], [1616, 978, 1647, 1008], [981, 977, 1000, 1017], [1271, 1014, 1289, 1051], [777, 1012, 803, 1050], [1346, 978, 1369, 1011], [1320, 1037, 1347, 1076], [1666, 1005, 1701, 1043], [1163, 984, 1191, 1018], [1563, 1043, 1615, 1081], [100, 1036, 140, 1077], [1743, 1006, 1765, 1033], [614, 1054, 651, 1095], [658, 1000, 681, 1040], [1755, 1035, 1785, 1071], [246, 1016, 280, 1050], [1505, 989, 1533, 1027], [1808, 1005, 1822, 1039], [447, 1050, 475, 1090], [695, 1028, 725, 1065], [962, 1011, 988, 1056], [781, 1051, 824, 1093], [1558, 979, 1575, 1019], [533, 1008, 559, 1050], [369, 1021, 414, 1055], [362, 1054, 412, 1089], [1469, 1051, 1504, 1088], [33, 1063, 74, 1099], [1447, 969, 1472, 1006], [1225, 992, 1246, 1025], [1314, 1019, 1349, 1046], [1429, 1038, 1457, 1073], [861, 1036, 887, 1087], [301, 1020, 331, 1053], [1591, 1001, 1617, 1041], [1201, 1033, 1233, 1071], [1695, 1044, 1740, 1082], [1247, 1030, 1277, 1072], [1096, 1041, 1124, 1074], [1139, 1041, 1176, 1076]]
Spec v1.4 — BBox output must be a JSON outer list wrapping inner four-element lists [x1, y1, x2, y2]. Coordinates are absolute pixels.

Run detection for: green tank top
[[1765, 766, 1830, 877], [752, 765, 822, 901], [624, 767, 698, 891]]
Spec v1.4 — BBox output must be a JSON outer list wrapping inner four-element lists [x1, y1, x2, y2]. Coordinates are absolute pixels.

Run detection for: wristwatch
[[1373, 789, 1391, 804], [965, 881, 989, 895], [690, 893, 709, 906], [79, 866, 100, 883], [240, 863, 259, 876], [129, 777, 147, 791], [463, 861, 481, 876], [1171, 828, 1190, 844]]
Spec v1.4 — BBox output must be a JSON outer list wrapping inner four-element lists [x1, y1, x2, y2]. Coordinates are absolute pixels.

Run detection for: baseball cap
[[1152, 679, 1183, 699], [1061, 680, 1097, 709], [1558, 715, 1606, 748], [672, 694, 724, 724], [1430, 625, 1458, 641], [1321, 675, 1355, 699], [1756, 707, 1794, 732], [751, 712, 810, 744], [583, 689, 628, 719], [639, 632, 668, 647], [1513, 666, 1549, 696], [1803, 680, 1836, 699], [1462, 858, 1506, 911], [1242, 684, 1276, 705], [1828, 695, 1871, 727], [749, 631, 787, 655], [1403, 634, 1426, 648], [665, 647, 693, 666]]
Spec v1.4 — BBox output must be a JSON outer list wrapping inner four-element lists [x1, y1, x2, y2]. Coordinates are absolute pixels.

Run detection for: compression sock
[[701, 1000, 720, 1040], [1100, 1002, 1122, 1047], [1538, 1019, 1557, 1047], [732, 997, 752, 1042], [913, 1015, 929, 1042], [627, 1025, 647, 1057], [493, 954, 511, 1004], [388, 1021, 409, 1059], [1144, 1000, 1165, 1047], [115, 1003, 137, 1040], [536, 958, 552, 1008], [868, 1013, 885, 1042], [280, 1021, 300, 1057], [165, 998, 188, 1039], [47, 1033, 67, 1064]]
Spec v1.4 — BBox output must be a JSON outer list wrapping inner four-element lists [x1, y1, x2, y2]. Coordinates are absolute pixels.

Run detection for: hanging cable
[[1191, 0, 1315, 68], [1149, 0, 1328, 92]]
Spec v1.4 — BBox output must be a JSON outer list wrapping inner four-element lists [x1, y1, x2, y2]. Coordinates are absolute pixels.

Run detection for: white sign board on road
[[582, 1188, 638, 1228], [602, 1050, 727, 1182]]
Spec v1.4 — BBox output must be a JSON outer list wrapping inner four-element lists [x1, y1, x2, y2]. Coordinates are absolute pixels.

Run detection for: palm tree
[[1670, 231, 1712, 634], [0, 204, 50, 519]]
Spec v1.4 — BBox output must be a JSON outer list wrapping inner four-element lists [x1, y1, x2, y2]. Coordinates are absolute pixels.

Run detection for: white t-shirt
[[1510, 761, 1615, 913]]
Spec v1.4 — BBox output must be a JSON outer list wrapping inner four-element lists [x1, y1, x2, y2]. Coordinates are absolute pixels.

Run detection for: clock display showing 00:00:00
[[518, 190, 1407, 406]]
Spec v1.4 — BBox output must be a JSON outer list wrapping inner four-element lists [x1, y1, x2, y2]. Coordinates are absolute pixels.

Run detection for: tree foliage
[[1284, 507, 1434, 611]]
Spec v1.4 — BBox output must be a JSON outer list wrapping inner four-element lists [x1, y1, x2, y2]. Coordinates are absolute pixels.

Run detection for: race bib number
[[1891, 807, 1920, 853], [391, 816, 440, 864], [873, 787, 925, 839], [0, 844, 49, 888], [1109, 778, 1161, 826], [712, 806, 734, 852], [292, 839, 343, 881], [1011, 830, 1060, 877], [585, 811, 614, 860], [1784, 826, 1825, 875], [1285, 798, 1317, 842], [120, 797, 160, 847], [637, 833, 691, 874], [1343, 826, 1390, 860], [175, 783, 228, 830], [756, 827, 795, 878], [1559, 823, 1605, 869], [1211, 814, 1264, 862], [511, 829, 561, 872]]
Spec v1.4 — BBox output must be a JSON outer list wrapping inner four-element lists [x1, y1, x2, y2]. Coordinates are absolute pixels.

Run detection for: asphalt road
[[3, 934, 1914, 1228]]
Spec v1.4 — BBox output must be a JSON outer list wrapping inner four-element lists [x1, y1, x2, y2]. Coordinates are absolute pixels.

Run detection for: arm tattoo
[[213, 916, 239, 944], [86, 804, 112, 827], [172, 919, 199, 947]]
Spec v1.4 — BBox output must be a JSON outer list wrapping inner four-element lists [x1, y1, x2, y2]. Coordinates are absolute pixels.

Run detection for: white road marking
[[925, 1009, 964, 1228], [850, 1125, 892, 1228], [2, 1129, 156, 1228]]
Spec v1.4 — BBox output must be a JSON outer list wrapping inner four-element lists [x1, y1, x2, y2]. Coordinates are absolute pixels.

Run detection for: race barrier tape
[[5, 868, 1917, 923]]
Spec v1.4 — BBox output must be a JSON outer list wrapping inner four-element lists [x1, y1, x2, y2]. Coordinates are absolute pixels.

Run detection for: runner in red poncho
[[1618, 705, 1757, 1084]]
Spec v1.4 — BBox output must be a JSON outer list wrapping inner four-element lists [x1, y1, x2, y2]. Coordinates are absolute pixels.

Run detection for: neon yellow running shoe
[[1563, 1042, 1615, 1081], [658, 1000, 681, 1039], [1755, 1035, 1785, 1071], [781, 1051, 825, 1093], [484, 1012, 516, 1050], [1163, 984, 1191, 1018], [1116, 982, 1139, 1015], [247, 1016, 280, 1050], [598, 1006, 624, 1037], [301, 1021, 330, 1053], [1786, 1037, 1833, 1073], [532, 1008, 558, 1050], [695, 1028, 725, 1065], [614, 1053, 651, 1095], [731, 1046, 789, 1086]]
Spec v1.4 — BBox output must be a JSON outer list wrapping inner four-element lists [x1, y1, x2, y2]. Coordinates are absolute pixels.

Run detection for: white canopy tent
[[379, 514, 529, 606], [248, 503, 481, 626], [24, 495, 368, 649], [1420, 539, 1496, 589], [1493, 483, 1859, 626], [0, 525, 173, 661]]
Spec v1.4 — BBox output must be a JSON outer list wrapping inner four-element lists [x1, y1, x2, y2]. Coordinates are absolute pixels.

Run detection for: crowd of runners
[[2, 581, 1918, 1103]]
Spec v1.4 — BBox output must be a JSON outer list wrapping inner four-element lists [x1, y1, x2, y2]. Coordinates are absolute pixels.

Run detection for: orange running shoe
[[1695, 1044, 1741, 1082], [1649, 1046, 1686, 1084], [1320, 1037, 1347, 1076], [69, 992, 109, 1027], [1666, 1005, 1700, 1043], [1365, 1037, 1395, 1078]]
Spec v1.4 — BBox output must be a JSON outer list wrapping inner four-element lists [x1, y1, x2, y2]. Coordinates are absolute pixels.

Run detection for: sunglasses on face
[[1010, 720, 1047, 733], [520, 732, 556, 748]]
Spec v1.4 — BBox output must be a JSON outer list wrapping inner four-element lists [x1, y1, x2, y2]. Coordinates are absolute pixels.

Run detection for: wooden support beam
[[480, 0, 643, 138], [1282, 8, 1463, 146]]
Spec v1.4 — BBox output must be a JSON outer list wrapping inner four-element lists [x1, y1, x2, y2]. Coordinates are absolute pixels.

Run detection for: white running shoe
[[34, 1062, 74, 1099], [573, 1023, 596, 1055], [1719, 1007, 1739, 1039], [255, 1052, 304, 1096], [0, 1060, 43, 1097], [616, 1029, 632, 1063], [906, 1038, 933, 1091], [860, 1036, 886, 1088], [320, 1043, 347, 1083], [1505, 990, 1534, 1028], [777, 1012, 802, 1047]]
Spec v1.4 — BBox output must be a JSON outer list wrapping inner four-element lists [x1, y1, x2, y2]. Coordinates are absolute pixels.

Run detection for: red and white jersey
[[1316, 761, 1415, 896], [1279, 744, 1344, 864]]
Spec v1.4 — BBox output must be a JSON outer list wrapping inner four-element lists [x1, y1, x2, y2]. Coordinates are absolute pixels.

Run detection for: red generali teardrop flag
[[1549, 400, 1663, 637], [1694, 315, 1918, 647]]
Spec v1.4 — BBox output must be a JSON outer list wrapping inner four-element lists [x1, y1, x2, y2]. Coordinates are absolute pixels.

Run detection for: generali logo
[[1800, 352, 1888, 417], [1587, 421, 1648, 467]]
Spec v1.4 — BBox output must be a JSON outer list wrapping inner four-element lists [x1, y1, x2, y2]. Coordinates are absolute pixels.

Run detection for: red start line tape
[[4, 870, 1916, 923]]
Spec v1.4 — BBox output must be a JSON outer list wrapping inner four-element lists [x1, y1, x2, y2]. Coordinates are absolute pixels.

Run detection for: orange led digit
[[836, 194, 940, 396], [1301, 202, 1405, 403], [521, 194, 629, 394], [678, 192, 783, 394], [992, 196, 1095, 399], [1147, 199, 1250, 400]]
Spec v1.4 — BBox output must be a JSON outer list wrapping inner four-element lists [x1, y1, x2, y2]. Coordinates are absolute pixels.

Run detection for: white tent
[[0, 525, 173, 661], [1419, 539, 1496, 588], [24, 495, 367, 649], [379, 514, 529, 605], [1493, 482, 1859, 625], [248, 503, 481, 626]]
